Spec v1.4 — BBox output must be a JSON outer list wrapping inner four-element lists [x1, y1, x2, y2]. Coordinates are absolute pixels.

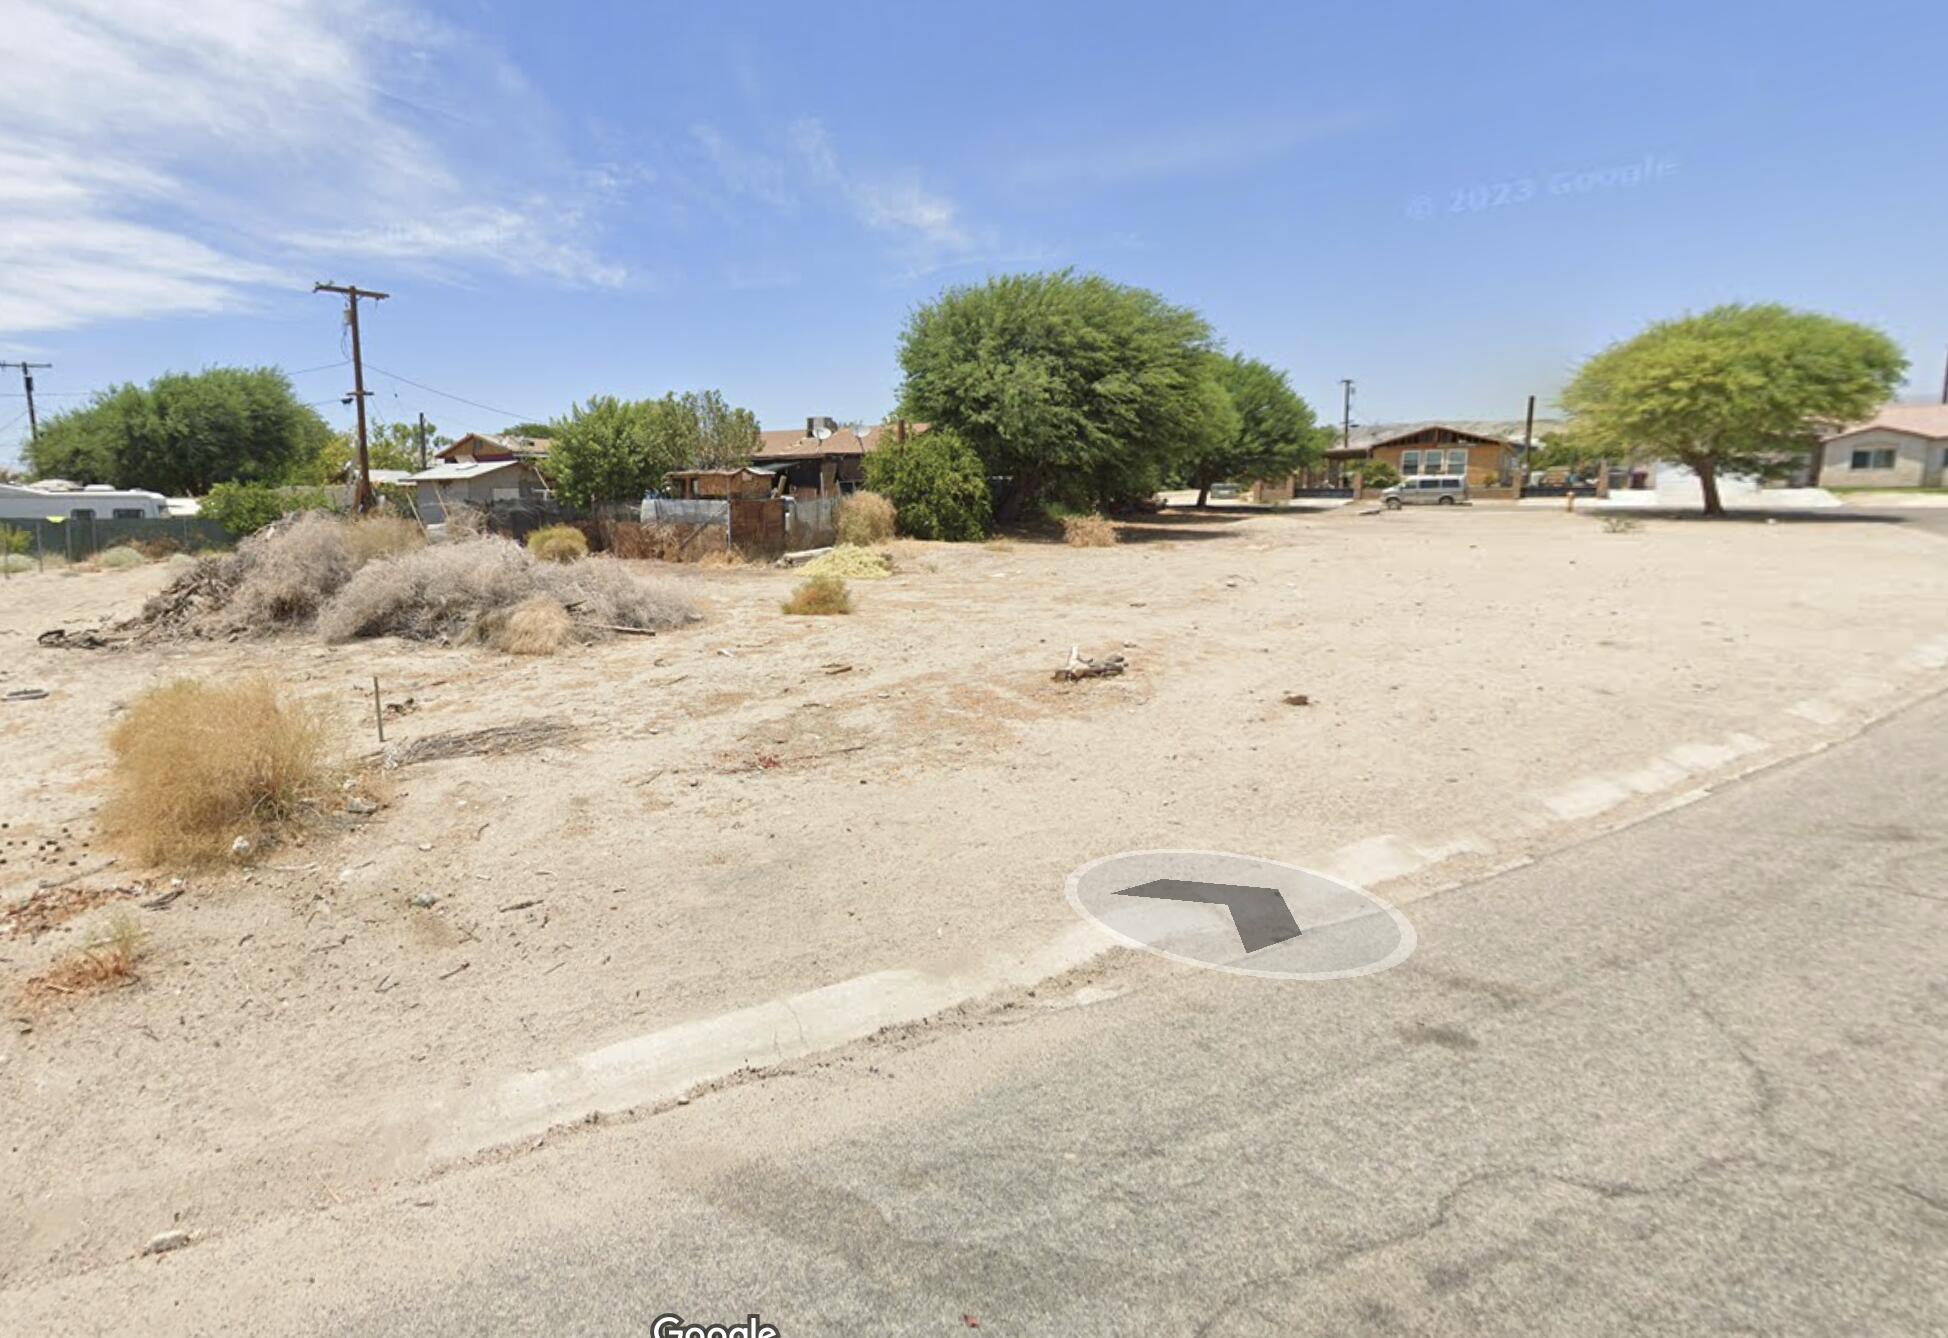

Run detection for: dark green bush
[[862, 429, 991, 542]]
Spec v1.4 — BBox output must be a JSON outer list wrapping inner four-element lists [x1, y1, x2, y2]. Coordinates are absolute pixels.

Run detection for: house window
[[1401, 450, 1420, 475], [1443, 448, 1468, 475], [1851, 448, 1895, 470]]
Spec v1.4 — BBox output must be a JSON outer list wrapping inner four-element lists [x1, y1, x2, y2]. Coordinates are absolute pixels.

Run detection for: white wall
[[1817, 430, 1940, 488]]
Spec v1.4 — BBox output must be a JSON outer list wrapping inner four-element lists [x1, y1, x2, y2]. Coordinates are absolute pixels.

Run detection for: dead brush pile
[[318, 537, 696, 646], [128, 513, 693, 650]]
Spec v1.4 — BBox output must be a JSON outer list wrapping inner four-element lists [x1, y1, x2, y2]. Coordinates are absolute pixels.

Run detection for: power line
[[288, 358, 352, 377], [362, 363, 540, 425]]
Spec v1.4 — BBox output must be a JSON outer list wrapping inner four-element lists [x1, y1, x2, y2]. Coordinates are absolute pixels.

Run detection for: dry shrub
[[24, 909, 145, 1000], [226, 511, 359, 626], [696, 548, 751, 569], [343, 515, 423, 563], [3, 553, 36, 573], [319, 539, 695, 642], [803, 545, 893, 581], [95, 546, 148, 570], [101, 677, 336, 866], [127, 536, 184, 560], [440, 503, 486, 538], [606, 522, 663, 560], [527, 524, 589, 563], [1062, 513, 1118, 547], [481, 595, 574, 655], [782, 574, 852, 615], [836, 491, 897, 546]]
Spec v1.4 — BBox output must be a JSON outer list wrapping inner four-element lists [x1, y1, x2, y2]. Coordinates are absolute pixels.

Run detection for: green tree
[[1182, 354, 1318, 507], [863, 427, 993, 541], [1358, 460, 1399, 490], [292, 420, 448, 484], [200, 482, 332, 535], [548, 391, 761, 507], [1561, 304, 1905, 515], [893, 270, 1218, 520], [28, 367, 331, 495], [499, 422, 556, 439], [683, 390, 760, 470]]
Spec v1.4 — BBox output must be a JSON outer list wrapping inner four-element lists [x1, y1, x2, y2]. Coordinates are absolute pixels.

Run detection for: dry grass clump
[[803, 545, 893, 581], [100, 677, 337, 866], [696, 548, 752, 569], [526, 524, 589, 563], [835, 491, 897, 546], [1062, 513, 1118, 547], [94, 546, 148, 570], [319, 539, 696, 643], [478, 595, 575, 655], [343, 515, 423, 563], [782, 574, 852, 615], [1601, 515, 1644, 534], [23, 909, 145, 1000], [1, 553, 33, 573]]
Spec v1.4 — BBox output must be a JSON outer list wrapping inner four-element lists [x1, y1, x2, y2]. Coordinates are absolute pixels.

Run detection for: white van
[[1381, 476, 1468, 508]]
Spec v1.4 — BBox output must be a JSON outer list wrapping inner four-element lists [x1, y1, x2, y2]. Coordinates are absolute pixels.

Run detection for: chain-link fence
[[1, 514, 236, 573]]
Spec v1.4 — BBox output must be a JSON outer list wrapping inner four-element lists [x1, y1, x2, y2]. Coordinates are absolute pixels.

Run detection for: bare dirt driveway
[[4, 503, 1947, 1289]]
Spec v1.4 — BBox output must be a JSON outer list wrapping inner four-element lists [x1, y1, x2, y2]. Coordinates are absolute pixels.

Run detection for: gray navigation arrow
[[1113, 879, 1303, 954]]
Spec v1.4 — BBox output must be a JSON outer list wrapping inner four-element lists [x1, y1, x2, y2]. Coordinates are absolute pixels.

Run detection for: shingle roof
[[1323, 419, 1565, 457], [1823, 403, 1948, 443], [753, 423, 923, 459]]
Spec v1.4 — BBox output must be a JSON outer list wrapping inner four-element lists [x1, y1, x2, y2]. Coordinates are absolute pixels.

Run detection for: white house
[[0, 481, 168, 523], [1816, 404, 1948, 489]]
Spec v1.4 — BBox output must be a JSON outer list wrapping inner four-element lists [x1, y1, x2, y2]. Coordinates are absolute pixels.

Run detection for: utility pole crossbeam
[[0, 362, 52, 444], [312, 283, 389, 512]]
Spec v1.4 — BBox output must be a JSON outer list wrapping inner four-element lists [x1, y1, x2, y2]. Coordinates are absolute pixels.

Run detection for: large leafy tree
[[547, 390, 760, 507], [27, 367, 332, 495], [1183, 354, 1320, 506], [1561, 304, 1905, 515], [893, 270, 1218, 519]]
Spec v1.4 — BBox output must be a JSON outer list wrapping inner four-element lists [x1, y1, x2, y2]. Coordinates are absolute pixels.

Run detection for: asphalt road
[[26, 696, 1948, 1336]]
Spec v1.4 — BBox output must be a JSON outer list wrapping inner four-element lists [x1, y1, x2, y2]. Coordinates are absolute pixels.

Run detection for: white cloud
[[0, 0, 628, 333], [1006, 109, 1379, 190]]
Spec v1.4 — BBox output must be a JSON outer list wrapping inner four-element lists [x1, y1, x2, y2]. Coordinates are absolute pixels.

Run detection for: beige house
[[1816, 405, 1948, 489]]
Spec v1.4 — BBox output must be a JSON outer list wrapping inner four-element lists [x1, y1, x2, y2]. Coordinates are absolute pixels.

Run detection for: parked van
[[1381, 476, 1468, 508]]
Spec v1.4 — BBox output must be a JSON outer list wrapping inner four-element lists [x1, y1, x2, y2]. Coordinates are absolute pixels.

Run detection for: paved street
[[21, 695, 1948, 1336]]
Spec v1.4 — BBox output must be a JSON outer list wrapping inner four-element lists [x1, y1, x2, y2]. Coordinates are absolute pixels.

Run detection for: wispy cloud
[[0, 0, 629, 334], [691, 115, 993, 279], [1005, 109, 1380, 190]]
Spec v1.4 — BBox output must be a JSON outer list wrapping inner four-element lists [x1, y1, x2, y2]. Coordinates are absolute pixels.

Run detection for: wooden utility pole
[[1340, 378, 1355, 452], [0, 362, 52, 444], [312, 282, 389, 511], [416, 411, 428, 470], [1940, 344, 1947, 405]]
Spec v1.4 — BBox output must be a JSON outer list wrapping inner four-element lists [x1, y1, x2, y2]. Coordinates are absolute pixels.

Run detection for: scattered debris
[[37, 628, 123, 650], [438, 961, 471, 981], [3, 883, 138, 939], [142, 1229, 193, 1257], [821, 662, 854, 675], [379, 719, 575, 769], [344, 796, 379, 816], [498, 898, 544, 913], [1053, 646, 1128, 682], [140, 884, 186, 912], [230, 835, 254, 860], [409, 892, 439, 909], [1282, 693, 1313, 706], [4, 687, 49, 702], [384, 696, 418, 718]]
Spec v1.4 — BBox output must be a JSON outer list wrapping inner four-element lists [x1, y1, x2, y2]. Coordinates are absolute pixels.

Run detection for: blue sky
[[4, 0, 1945, 469]]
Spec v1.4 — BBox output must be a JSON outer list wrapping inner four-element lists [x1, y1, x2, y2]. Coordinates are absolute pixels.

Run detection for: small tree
[[1357, 461, 1399, 491], [863, 428, 992, 541], [201, 482, 332, 535], [548, 391, 759, 507], [1562, 304, 1905, 515], [1182, 354, 1320, 507]]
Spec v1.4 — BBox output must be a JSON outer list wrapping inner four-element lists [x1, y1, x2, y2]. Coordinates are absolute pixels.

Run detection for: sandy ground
[[4, 504, 1948, 1287]]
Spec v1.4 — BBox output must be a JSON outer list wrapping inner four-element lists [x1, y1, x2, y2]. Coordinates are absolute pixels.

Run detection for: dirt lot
[[4, 505, 1948, 1285]]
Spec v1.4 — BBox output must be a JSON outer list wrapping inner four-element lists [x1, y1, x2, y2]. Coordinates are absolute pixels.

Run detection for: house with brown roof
[[434, 433, 553, 466], [752, 417, 920, 498], [1815, 405, 1948, 489], [1318, 420, 1563, 490]]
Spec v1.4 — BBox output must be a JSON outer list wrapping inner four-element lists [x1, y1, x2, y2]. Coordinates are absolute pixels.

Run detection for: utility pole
[[312, 282, 389, 511], [416, 411, 428, 470], [1939, 344, 1947, 406], [1340, 378, 1355, 453], [0, 362, 52, 444]]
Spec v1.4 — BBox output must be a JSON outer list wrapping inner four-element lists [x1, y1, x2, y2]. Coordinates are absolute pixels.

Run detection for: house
[[0, 481, 168, 523], [751, 417, 919, 498], [434, 433, 553, 467], [405, 458, 552, 523], [1319, 420, 1564, 489], [1815, 405, 1948, 489]]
